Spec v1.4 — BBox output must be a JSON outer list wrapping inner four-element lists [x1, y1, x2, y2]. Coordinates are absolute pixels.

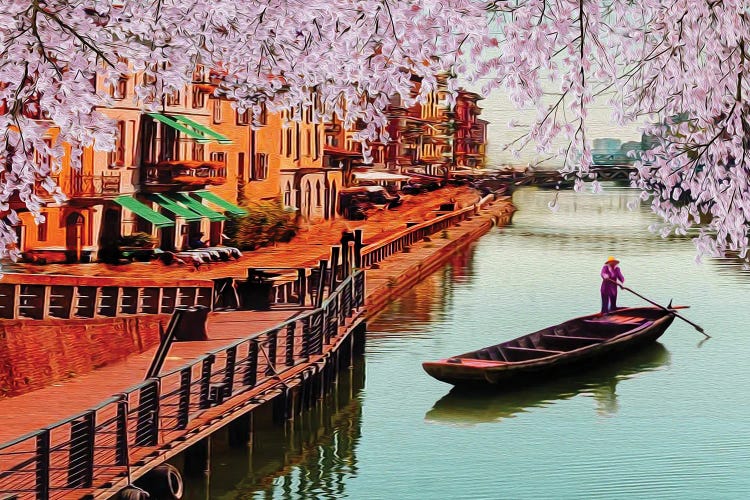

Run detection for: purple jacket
[[601, 265, 624, 294]]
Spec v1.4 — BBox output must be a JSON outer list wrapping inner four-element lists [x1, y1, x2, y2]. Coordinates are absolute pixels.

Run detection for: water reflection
[[425, 342, 670, 426], [184, 360, 365, 499]]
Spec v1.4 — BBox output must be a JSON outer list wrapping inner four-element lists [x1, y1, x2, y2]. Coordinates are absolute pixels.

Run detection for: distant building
[[453, 90, 487, 169]]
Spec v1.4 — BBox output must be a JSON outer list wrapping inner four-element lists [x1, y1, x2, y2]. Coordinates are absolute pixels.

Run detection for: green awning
[[147, 113, 212, 143], [194, 190, 247, 216], [114, 196, 174, 228], [173, 115, 233, 144], [170, 192, 227, 222], [148, 193, 203, 222]]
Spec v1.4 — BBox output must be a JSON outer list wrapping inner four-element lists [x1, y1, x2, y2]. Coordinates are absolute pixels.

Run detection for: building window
[[258, 103, 267, 125], [34, 138, 52, 172], [192, 142, 204, 161], [315, 181, 322, 207], [304, 130, 311, 156], [129, 120, 136, 166], [253, 153, 268, 180], [285, 127, 293, 157], [212, 101, 222, 123], [283, 182, 292, 207], [192, 87, 206, 109], [166, 90, 181, 106], [193, 65, 207, 82], [113, 77, 127, 100], [108, 120, 126, 167], [142, 64, 157, 85], [237, 109, 250, 126], [37, 213, 47, 242], [209, 152, 227, 177], [313, 123, 320, 160]]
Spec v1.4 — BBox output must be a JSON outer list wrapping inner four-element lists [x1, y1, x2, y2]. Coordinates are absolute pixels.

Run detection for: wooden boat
[[422, 306, 678, 388]]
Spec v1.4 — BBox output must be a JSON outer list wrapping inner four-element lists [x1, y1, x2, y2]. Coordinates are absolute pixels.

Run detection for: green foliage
[[225, 199, 299, 250]]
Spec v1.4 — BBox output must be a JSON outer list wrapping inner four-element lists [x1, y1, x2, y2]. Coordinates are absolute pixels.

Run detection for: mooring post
[[183, 436, 211, 478], [272, 388, 291, 424], [227, 413, 253, 449]]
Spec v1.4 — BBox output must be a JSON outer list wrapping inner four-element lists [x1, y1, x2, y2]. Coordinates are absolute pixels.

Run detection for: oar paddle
[[608, 279, 709, 338]]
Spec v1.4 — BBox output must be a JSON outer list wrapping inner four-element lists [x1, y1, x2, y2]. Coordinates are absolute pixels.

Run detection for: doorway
[[65, 212, 85, 262]]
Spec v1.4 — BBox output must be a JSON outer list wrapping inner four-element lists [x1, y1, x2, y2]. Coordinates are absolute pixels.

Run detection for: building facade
[[11, 71, 488, 261]]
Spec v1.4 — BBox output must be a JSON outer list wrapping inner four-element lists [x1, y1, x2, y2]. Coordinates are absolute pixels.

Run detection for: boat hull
[[422, 307, 675, 388]]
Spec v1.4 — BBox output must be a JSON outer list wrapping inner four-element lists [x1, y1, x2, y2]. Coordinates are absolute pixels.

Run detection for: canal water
[[186, 186, 750, 499]]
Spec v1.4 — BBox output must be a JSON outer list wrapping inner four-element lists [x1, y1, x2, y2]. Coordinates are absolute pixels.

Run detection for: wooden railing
[[360, 194, 494, 268], [0, 271, 366, 499], [0, 275, 213, 320]]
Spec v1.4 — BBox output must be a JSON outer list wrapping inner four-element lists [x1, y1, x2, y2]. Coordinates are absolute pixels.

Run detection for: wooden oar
[[608, 279, 710, 338]]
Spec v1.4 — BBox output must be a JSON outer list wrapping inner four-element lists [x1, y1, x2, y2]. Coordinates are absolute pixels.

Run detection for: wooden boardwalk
[[0, 194, 510, 499], [0, 310, 301, 445]]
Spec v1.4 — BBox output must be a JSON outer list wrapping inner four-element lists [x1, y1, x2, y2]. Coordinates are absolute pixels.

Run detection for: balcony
[[141, 160, 227, 193], [31, 173, 121, 201], [70, 173, 121, 199]]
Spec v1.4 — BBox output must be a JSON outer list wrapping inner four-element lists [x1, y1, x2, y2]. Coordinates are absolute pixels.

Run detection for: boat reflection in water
[[425, 342, 670, 426]]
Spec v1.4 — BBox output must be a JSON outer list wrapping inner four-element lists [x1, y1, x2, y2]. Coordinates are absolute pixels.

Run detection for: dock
[[0, 194, 512, 499]]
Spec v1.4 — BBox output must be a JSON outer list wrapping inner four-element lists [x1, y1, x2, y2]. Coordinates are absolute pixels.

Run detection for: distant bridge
[[515, 165, 637, 187]]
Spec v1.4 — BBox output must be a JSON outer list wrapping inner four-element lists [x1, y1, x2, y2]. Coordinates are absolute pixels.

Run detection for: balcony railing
[[142, 160, 226, 191], [70, 173, 121, 198], [30, 173, 121, 200]]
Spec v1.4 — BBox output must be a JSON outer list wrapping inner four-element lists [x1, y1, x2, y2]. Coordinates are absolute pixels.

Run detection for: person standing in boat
[[600, 256, 624, 314]]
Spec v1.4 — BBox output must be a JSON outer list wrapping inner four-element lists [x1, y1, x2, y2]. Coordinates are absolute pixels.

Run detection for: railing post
[[177, 367, 191, 430], [223, 346, 237, 396], [199, 355, 215, 409], [301, 316, 311, 358], [329, 246, 341, 293], [243, 341, 258, 387], [265, 331, 278, 376], [297, 268, 307, 306], [340, 231, 353, 279], [353, 229, 363, 269], [115, 398, 129, 466], [35, 430, 50, 500], [310, 310, 323, 354], [285, 322, 295, 366], [136, 380, 160, 446], [315, 260, 328, 308], [68, 410, 95, 488]]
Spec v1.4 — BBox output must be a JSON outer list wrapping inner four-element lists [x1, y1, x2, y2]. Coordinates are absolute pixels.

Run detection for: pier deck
[[0, 309, 301, 444], [0, 194, 511, 499]]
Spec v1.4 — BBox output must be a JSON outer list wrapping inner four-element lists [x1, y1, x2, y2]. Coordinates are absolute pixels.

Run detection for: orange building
[[15, 66, 248, 261], [276, 106, 341, 221], [12, 68, 487, 261]]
